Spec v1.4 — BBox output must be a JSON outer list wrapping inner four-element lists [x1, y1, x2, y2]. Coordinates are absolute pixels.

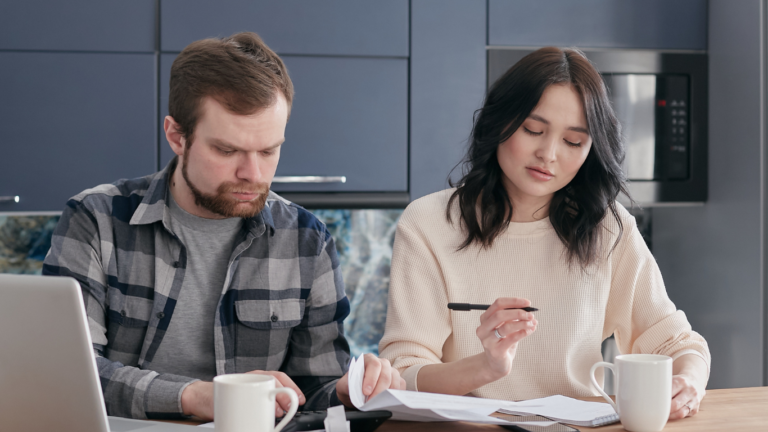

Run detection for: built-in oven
[[488, 48, 708, 205]]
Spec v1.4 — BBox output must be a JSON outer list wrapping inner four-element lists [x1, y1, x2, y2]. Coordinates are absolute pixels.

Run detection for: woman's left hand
[[669, 374, 705, 420], [335, 354, 406, 408]]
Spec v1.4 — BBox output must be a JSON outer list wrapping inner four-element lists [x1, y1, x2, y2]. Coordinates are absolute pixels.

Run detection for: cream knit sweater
[[379, 189, 710, 400]]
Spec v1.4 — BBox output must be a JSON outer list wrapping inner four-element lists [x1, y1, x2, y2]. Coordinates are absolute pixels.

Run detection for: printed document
[[347, 355, 555, 426]]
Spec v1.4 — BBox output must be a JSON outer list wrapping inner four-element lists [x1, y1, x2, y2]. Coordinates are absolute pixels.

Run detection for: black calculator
[[279, 410, 392, 432]]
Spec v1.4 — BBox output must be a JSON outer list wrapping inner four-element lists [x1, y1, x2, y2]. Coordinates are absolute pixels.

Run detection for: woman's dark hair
[[447, 47, 630, 267]]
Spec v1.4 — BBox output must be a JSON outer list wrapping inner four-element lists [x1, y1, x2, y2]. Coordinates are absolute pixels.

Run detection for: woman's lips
[[526, 167, 554, 181]]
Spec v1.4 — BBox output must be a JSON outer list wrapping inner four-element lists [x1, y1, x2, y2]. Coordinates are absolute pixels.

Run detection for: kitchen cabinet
[[0, 1, 155, 52], [0, 52, 156, 213], [409, 0, 487, 201], [159, 54, 408, 193], [488, 0, 707, 50], [160, 0, 409, 57]]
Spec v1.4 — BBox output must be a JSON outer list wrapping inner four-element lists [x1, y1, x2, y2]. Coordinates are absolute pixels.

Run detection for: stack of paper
[[347, 355, 555, 427], [498, 395, 619, 426]]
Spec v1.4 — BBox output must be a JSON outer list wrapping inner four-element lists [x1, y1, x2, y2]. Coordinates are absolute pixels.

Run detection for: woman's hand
[[669, 373, 705, 420], [476, 297, 538, 380], [669, 354, 708, 420], [335, 354, 406, 408]]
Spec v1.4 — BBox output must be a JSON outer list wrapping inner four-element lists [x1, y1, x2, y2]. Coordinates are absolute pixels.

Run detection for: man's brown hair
[[169, 31, 294, 147]]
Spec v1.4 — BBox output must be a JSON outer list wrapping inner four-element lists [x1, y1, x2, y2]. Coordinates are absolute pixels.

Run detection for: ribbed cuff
[[401, 364, 429, 392], [144, 374, 199, 419], [671, 349, 711, 376]]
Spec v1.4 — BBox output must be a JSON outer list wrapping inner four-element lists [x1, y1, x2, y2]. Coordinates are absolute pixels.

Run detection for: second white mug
[[213, 373, 298, 432], [590, 354, 672, 432]]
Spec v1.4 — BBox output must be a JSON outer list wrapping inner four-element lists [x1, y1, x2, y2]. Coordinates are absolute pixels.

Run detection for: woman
[[378, 47, 710, 420]]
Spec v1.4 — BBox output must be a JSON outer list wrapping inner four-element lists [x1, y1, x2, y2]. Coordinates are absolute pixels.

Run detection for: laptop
[[0, 273, 199, 432]]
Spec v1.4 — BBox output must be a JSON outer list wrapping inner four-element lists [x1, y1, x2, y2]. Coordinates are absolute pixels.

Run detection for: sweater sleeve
[[604, 213, 711, 375], [378, 219, 453, 391]]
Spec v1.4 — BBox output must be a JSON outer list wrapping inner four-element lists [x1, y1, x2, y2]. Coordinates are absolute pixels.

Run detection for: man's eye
[[523, 127, 543, 136], [218, 148, 235, 155]]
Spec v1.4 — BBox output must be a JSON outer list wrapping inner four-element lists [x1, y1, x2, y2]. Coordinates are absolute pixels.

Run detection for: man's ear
[[164, 116, 186, 157]]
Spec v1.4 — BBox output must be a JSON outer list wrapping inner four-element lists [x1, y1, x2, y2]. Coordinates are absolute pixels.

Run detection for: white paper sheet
[[323, 405, 350, 432], [346, 355, 556, 427], [347, 354, 367, 408], [498, 395, 619, 426]]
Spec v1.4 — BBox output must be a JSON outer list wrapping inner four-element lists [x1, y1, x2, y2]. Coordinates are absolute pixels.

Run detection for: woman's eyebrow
[[528, 113, 589, 134]]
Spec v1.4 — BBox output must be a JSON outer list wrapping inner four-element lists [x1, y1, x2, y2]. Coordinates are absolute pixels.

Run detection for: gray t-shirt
[[150, 193, 243, 381]]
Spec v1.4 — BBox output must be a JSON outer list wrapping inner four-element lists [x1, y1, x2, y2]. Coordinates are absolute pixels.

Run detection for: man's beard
[[181, 153, 270, 218]]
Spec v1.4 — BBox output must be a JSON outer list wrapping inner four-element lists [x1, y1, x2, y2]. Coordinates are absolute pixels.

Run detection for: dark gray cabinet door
[[0, 52, 156, 212], [489, 0, 707, 50], [160, 0, 408, 56], [0, 1, 155, 52], [410, 0, 487, 201], [159, 54, 408, 192]]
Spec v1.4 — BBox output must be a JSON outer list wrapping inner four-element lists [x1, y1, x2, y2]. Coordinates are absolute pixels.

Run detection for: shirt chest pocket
[[235, 299, 305, 329]]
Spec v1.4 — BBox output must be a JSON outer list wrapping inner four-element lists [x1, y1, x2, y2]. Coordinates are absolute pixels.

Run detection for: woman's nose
[[535, 137, 557, 162]]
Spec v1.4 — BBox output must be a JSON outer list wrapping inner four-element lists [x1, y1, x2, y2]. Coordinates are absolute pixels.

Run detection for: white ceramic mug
[[590, 354, 672, 432], [213, 374, 299, 432]]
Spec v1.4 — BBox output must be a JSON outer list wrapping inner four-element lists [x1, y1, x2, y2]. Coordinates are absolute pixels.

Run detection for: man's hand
[[335, 353, 406, 408], [247, 370, 306, 417], [181, 381, 214, 421], [180, 371, 307, 420]]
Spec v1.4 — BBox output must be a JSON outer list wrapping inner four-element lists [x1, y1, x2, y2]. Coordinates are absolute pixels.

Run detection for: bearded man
[[43, 32, 403, 421]]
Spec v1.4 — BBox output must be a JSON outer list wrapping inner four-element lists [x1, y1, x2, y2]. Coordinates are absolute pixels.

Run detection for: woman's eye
[[564, 139, 581, 147], [523, 127, 543, 136]]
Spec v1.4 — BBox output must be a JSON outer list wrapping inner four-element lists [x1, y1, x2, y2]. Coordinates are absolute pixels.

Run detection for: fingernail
[[365, 385, 372, 393]]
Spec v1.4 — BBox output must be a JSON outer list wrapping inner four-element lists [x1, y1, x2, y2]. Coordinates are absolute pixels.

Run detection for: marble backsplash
[[0, 209, 402, 357]]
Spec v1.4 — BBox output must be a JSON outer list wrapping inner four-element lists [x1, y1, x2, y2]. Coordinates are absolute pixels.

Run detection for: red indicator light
[[658, 100, 667, 107]]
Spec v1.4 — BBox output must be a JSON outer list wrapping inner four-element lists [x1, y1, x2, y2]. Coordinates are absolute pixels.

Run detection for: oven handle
[[272, 176, 346, 184]]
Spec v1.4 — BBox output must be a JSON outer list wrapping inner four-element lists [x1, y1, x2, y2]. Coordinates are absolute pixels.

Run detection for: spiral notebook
[[498, 395, 619, 427]]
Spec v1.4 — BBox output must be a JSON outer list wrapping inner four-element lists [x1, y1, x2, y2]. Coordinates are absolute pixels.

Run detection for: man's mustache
[[218, 182, 269, 194]]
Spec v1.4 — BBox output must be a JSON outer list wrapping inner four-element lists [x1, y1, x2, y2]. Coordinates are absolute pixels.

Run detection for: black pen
[[447, 303, 538, 312]]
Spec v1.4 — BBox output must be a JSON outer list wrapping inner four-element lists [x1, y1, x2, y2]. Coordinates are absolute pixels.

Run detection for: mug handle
[[271, 387, 299, 432], [590, 361, 618, 414]]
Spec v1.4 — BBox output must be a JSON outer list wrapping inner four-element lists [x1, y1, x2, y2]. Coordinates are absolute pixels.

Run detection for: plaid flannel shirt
[[42, 159, 351, 419]]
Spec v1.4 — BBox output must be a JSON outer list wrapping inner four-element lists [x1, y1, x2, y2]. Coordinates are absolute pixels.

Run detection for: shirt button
[[172, 261, 181, 268], [156, 312, 165, 319], [271, 314, 278, 322], [120, 310, 127, 317]]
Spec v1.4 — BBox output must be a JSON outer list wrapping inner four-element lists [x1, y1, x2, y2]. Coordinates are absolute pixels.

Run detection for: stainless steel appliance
[[488, 48, 708, 205]]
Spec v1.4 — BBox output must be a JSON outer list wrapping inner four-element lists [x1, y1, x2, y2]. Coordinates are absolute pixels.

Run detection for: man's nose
[[237, 153, 263, 183]]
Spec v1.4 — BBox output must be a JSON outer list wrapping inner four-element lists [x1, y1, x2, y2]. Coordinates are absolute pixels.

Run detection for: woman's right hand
[[476, 297, 538, 380]]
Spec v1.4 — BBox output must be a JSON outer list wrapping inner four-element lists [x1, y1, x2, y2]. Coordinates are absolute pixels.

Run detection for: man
[[43, 32, 404, 421]]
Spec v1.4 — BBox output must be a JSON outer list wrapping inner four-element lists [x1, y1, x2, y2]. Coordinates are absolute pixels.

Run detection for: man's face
[[179, 95, 288, 219]]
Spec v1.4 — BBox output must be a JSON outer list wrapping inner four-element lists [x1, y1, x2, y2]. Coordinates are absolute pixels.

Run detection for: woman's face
[[497, 83, 592, 209]]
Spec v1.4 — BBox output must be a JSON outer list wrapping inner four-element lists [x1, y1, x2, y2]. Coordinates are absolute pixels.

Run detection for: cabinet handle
[[0, 196, 20, 204], [272, 176, 346, 184]]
